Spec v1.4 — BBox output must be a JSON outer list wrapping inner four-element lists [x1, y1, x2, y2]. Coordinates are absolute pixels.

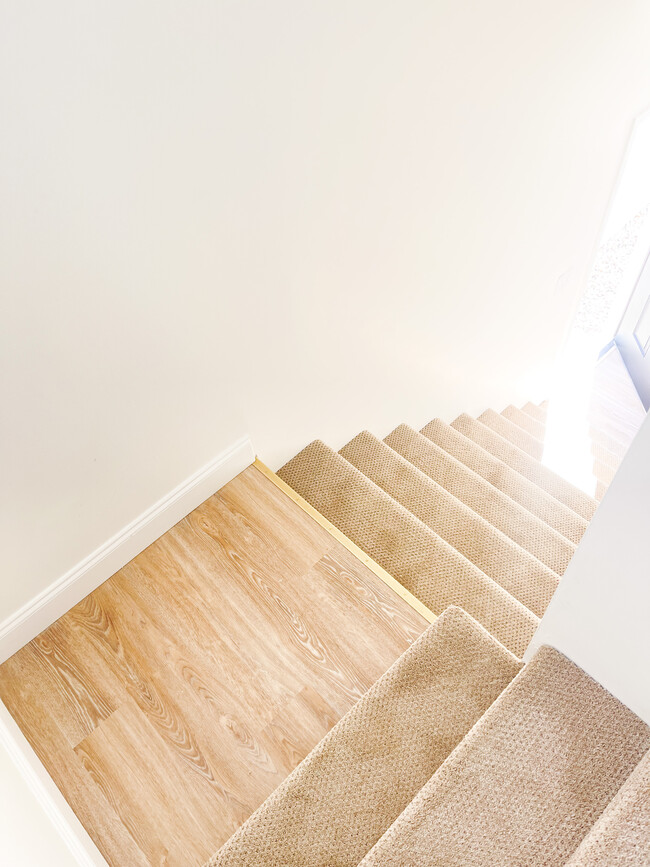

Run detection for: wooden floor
[[0, 466, 427, 866], [589, 346, 646, 446]]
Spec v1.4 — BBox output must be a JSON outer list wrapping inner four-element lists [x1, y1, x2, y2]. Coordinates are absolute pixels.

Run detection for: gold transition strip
[[253, 457, 436, 625]]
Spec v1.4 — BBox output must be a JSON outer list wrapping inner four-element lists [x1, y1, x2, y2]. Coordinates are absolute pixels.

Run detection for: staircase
[[204, 399, 648, 865], [276, 404, 602, 658]]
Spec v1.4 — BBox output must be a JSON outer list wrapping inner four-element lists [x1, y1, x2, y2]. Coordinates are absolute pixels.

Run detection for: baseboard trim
[[253, 458, 436, 625], [0, 435, 255, 663], [0, 699, 108, 865]]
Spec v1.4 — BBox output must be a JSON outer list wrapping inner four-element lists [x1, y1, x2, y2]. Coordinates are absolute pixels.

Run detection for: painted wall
[[0, 744, 78, 865], [527, 409, 650, 725], [3, 0, 650, 628], [603, 109, 650, 239]]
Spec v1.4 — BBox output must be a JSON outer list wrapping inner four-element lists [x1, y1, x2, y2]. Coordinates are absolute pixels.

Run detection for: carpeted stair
[[278, 439, 538, 657], [206, 608, 650, 866], [505, 403, 622, 489], [502, 403, 547, 439], [339, 431, 558, 617], [565, 748, 650, 866], [277, 400, 604, 656], [450, 412, 598, 517], [385, 424, 576, 574], [205, 398, 650, 865], [478, 407, 546, 460], [359, 645, 650, 866], [419, 417, 588, 544], [206, 607, 521, 867]]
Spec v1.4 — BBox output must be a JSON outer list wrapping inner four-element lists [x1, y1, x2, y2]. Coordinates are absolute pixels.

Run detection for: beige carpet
[[420, 418, 588, 544], [502, 403, 547, 440], [278, 441, 538, 657], [591, 440, 622, 470], [212, 398, 649, 866], [360, 647, 650, 867], [528, 403, 629, 467], [496, 409, 616, 495], [505, 405, 620, 488], [523, 400, 546, 422], [340, 431, 558, 617], [452, 412, 598, 519], [205, 607, 522, 867], [385, 424, 575, 575], [566, 749, 650, 866], [593, 458, 616, 488], [479, 408, 545, 459], [588, 425, 629, 460]]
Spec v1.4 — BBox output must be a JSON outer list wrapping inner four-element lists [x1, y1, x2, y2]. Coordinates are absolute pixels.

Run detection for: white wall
[[2, 0, 650, 629], [0, 746, 73, 866], [527, 410, 650, 725], [603, 109, 650, 239], [0, 699, 108, 865]]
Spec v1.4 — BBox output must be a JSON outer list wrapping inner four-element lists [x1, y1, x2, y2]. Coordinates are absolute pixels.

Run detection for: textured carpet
[[278, 441, 538, 657], [502, 404, 547, 440], [523, 401, 547, 422], [340, 431, 558, 617], [385, 425, 575, 575], [360, 647, 650, 867], [591, 440, 622, 471], [593, 457, 616, 485], [588, 425, 629, 460], [205, 607, 522, 867], [209, 390, 643, 866], [566, 749, 650, 866], [479, 408, 545, 459], [501, 405, 619, 491], [452, 413, 598, 519], [504, 405, 620, 486], [420, 418, 588, 544]]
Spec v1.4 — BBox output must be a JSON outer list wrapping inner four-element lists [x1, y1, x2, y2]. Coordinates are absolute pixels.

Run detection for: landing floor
[[0, 466, 426, 866]]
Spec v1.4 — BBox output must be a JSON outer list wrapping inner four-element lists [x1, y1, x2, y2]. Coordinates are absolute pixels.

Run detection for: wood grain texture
[[0, 466, 426, 867], [253, 457, 437, 625]]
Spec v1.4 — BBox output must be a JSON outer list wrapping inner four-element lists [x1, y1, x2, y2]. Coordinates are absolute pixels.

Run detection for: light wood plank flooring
[[541, 346, 646, 498], [0, 465, 427, 867], [589, 346, 646, 446]]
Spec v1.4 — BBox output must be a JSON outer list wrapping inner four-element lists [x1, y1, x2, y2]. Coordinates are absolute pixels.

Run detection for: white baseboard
[[0, 699, 109, 865], [0, 435, 255, 663]]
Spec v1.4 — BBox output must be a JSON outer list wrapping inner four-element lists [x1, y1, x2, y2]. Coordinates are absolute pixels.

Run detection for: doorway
[[582, 107, 650, 406], [615, 245, 650, 409], [539, 109, 650, 496]]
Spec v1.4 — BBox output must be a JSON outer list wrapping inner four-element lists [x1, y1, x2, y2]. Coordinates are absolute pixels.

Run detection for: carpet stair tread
[[205, 606, 522, 867], [420, 418, 588, 545], [591, 440, 623, 471], [502, 404, 546, 440], [340, 431, 558, 617], [588, 426, 631, 459], [359, 646, 650, 867], [278, 441, 538, 657], [511, 405, 621, 487], [515, 402, 622, 472], [593, 458, 616, 488], [522, 401, 547, 422], [479, 408, 545, 459], [451, 413, 598, 520], [385, 425, 575, 576], [565, 748, 650, 866]]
